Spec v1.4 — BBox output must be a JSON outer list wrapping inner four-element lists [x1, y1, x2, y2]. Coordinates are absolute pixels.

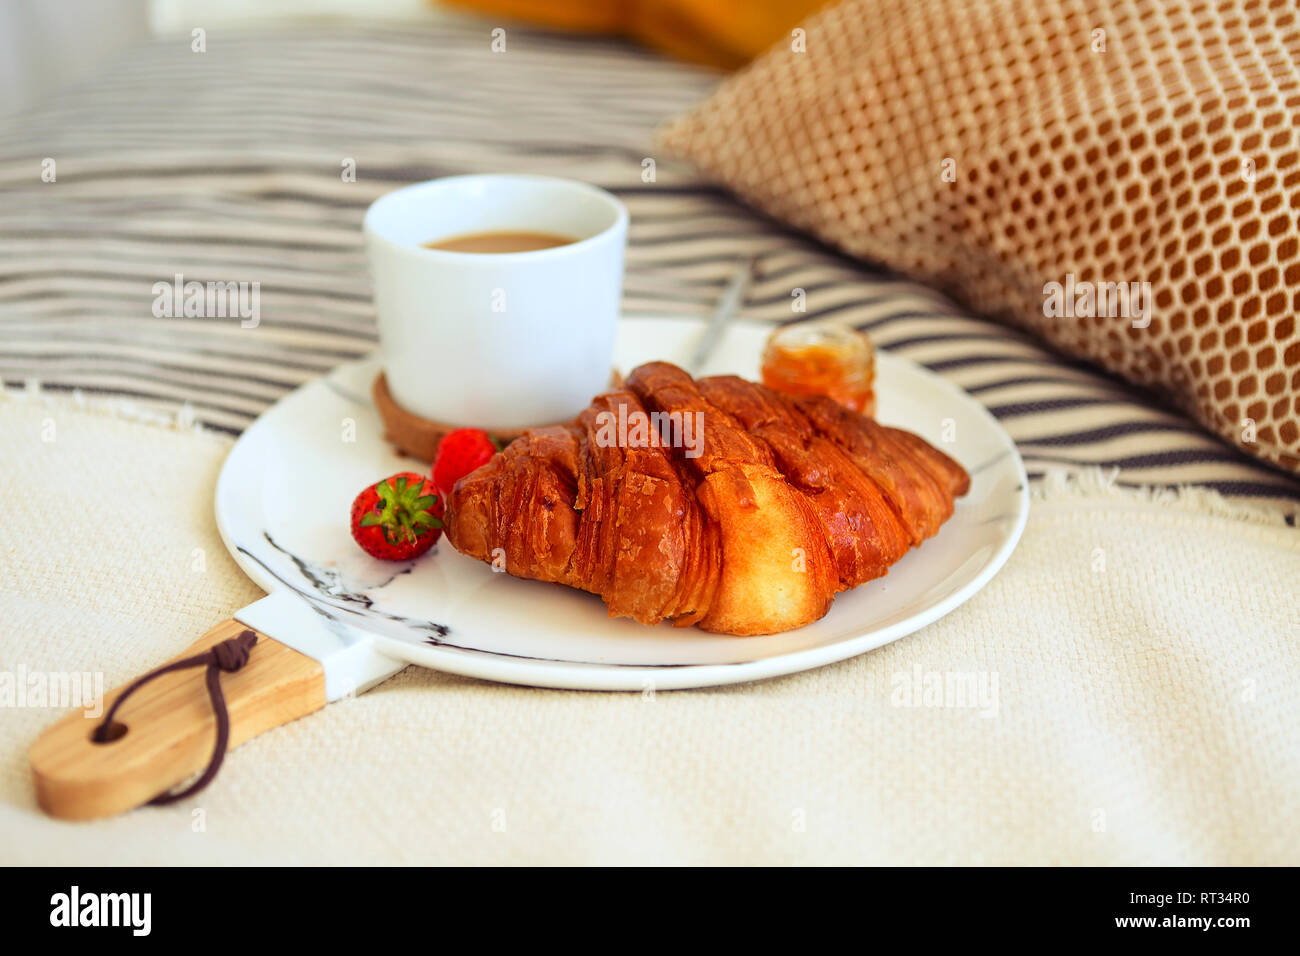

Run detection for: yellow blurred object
[[438, 0, 826, 69]]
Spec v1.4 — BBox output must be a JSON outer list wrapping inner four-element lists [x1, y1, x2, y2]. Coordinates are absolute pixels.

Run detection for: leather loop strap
[[91, 629, 258, 805]]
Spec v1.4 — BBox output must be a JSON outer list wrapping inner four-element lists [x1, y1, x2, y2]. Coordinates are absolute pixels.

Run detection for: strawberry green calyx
[[359, 474, 443, 546]]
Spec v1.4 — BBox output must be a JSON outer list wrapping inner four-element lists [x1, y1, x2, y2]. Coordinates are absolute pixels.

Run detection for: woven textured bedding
[[1, 20, 1297, 514]]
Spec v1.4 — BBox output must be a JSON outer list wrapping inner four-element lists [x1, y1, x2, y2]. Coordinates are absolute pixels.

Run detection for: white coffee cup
[[364, 174, 628, 430]]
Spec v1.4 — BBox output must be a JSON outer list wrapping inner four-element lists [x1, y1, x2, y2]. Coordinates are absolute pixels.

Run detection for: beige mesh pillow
[[661, 0, 1300, 475]]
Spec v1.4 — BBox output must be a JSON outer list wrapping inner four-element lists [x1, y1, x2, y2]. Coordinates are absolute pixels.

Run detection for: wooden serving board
[[30, 620, 326, 820]]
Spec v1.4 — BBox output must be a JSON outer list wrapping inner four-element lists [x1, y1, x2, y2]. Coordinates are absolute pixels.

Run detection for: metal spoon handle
[[687, 255, 757, 373]]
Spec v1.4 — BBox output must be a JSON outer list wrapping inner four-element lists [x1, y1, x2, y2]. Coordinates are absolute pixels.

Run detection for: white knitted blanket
[[1, 394, 1296, 864]]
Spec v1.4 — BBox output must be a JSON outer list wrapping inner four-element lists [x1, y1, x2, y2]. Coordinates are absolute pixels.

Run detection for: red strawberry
[[350, 472, 444, 561], [432, 428, 498, 500]]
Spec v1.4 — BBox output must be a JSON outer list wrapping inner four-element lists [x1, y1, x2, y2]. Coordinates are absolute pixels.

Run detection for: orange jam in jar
[[761, 324, 876, 416]]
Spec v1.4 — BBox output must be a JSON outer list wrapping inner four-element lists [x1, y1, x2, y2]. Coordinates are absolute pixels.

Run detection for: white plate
[[215, 317, 1028, 690]]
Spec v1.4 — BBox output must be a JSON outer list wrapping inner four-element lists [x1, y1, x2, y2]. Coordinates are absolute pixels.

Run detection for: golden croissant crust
[[444, 361, 970, 635]]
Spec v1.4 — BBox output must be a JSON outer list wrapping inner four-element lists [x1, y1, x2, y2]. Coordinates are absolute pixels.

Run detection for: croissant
[[444, 362, 970, 635]]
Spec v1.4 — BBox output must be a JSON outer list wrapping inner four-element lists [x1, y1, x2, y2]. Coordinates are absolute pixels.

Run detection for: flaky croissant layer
[[445, 362, 970, 635]]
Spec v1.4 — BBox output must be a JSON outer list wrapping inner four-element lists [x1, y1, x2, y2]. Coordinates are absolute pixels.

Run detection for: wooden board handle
[[29, 619, 326, 821]]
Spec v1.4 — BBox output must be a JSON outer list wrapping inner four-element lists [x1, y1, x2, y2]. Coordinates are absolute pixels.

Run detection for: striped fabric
[[2, 20, 1297, 514]]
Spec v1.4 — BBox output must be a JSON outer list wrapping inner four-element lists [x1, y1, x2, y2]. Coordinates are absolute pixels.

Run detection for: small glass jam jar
[[760, 324, 876, 416]]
